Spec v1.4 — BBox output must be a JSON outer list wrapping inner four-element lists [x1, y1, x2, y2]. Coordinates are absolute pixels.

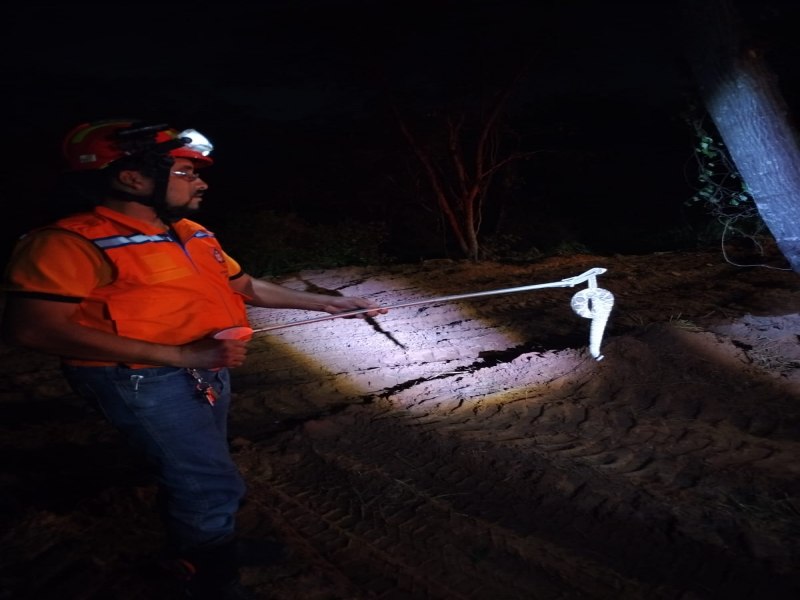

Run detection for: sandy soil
[[1, 248, 799, 599]]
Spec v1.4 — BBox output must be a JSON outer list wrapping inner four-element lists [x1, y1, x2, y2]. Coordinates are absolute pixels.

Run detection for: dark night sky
[[3, 1, 799, 261]]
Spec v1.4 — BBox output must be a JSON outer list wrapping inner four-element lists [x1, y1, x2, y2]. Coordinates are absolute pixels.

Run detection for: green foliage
[[684, 105, 769, 246], [689, 128, 753, 209], [214, 210, 394, 277], [685, 108, 759, 215]]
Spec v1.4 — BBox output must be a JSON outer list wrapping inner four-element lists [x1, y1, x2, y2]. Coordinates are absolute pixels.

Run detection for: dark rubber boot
[[179, 541, 257, 600], [234, 536, 288, 567]]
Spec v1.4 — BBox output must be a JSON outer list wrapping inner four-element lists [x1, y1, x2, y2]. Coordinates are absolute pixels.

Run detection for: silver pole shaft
[[250, 267, 607, 334]]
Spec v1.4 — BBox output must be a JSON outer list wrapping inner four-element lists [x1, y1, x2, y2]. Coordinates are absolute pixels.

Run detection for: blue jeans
[[62, 365, 247, 554]]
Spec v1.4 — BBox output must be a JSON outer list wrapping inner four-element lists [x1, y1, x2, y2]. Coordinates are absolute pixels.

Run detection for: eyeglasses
[[171, 170, 202, 182]]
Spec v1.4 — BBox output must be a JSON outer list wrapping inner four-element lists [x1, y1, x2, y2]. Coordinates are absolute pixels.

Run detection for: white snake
[[571, 287, 615, 360]]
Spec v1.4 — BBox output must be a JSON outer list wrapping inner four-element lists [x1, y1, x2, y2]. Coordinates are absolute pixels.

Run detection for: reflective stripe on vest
[[92, 230, 214, 249]]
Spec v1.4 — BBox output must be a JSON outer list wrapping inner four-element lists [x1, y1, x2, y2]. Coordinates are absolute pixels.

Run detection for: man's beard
[[159, 198, 202, 222]]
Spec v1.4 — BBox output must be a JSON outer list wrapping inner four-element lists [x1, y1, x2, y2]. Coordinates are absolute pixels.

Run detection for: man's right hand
[[178, 338, 249, 369]]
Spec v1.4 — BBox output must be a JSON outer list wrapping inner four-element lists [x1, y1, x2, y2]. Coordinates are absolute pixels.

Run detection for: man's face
[[164, 157, 208, 215]]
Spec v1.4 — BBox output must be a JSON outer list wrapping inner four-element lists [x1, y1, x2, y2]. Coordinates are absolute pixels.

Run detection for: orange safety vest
[[8, 206, 249, 367]]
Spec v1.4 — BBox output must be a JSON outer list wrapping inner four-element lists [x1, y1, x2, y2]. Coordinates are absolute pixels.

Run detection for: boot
[[234, 536, 287, 567], [176, 540, 258, 600]]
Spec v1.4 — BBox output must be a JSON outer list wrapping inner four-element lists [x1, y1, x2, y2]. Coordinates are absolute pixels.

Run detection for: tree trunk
[[686, 0, 800, 273]]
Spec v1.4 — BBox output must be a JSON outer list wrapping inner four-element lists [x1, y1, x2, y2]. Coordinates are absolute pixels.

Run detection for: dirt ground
[[1, 248, 799, 600]]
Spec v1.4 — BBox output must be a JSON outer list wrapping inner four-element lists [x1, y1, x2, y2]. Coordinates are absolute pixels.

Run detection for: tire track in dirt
[[236, 329, 800, 598], [394, 330, 800, 579], [230, 257, 799, 599], [242, 416, 650, 599], [240, 379, 799, 599]]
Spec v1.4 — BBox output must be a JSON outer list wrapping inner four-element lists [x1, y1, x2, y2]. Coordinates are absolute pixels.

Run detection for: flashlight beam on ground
[[249, 267, 614, 360]]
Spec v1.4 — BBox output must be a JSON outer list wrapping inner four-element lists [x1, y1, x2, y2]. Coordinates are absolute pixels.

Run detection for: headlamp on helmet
[[177, 129, 213, 157]]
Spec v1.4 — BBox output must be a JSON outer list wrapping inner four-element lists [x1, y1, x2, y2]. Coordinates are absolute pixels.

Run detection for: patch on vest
[[212, 248, 225, 264]]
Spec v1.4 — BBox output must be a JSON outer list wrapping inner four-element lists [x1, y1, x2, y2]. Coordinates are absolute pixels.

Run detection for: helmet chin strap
[[149, 154, 181, 223], [109, 152, 188, 222]]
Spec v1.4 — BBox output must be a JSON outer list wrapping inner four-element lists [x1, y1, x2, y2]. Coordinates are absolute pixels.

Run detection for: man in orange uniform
[[1, 120, 386, 599]]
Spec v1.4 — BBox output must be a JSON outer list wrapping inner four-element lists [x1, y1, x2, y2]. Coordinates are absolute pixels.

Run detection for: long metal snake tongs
[[244, 267, 615, 360]]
